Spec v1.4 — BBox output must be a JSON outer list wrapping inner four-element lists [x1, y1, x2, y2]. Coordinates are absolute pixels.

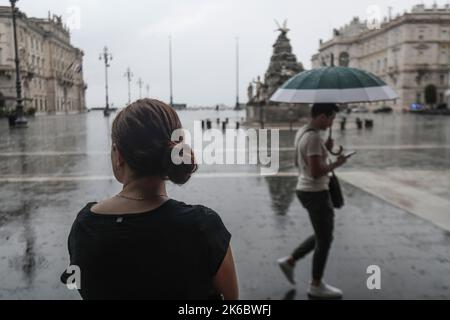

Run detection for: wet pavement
[[0, 110, 450, 299]]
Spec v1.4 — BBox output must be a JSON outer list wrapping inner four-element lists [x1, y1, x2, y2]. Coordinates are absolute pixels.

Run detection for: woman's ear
[[112, 144, 125, 167], [117, 151, 125, 167]]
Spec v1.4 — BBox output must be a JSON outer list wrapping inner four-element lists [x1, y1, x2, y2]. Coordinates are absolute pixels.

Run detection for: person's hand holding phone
[[335, 154, 347, 167], [344, 151, 357, 158]]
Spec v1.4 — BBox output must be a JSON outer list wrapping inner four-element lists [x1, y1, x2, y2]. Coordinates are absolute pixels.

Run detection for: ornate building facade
[[0, 7, 86, 114], [311, 4, 450, 111]]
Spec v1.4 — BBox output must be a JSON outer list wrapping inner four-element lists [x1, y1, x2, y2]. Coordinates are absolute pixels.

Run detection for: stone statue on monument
[[253, 76, 264, 103], [274, 19, 290, 35], [247, 81, 254, 103], [260, 83, 268, 104]]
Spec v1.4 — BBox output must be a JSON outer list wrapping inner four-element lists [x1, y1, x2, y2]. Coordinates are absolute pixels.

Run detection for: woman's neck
[[122, 177, 167, 198]]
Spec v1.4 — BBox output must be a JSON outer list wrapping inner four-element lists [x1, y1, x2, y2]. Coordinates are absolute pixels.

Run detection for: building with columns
[[311, 4, 450, 111], [0, 7, 86, 114]]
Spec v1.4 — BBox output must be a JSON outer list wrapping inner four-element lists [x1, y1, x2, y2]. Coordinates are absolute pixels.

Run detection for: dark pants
[[292, 190, 335, 282]]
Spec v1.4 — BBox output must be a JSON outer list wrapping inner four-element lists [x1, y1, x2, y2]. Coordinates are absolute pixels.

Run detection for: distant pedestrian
[[277, 103, 349, 299]]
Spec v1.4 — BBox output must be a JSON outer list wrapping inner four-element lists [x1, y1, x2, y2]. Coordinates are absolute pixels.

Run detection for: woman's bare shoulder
[[90, 197, 121, 214]]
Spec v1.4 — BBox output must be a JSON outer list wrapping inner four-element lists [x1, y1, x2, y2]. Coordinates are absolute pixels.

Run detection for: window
[[339, 52, 350, 67], [416, 92, 422, 103]]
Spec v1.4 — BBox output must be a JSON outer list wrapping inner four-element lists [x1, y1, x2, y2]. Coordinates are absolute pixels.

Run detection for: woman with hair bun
[[61, 99, 238, 300]]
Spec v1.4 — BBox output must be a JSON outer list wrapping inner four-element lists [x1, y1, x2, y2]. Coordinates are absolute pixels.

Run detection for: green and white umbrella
[[270, 66, 397, 104]]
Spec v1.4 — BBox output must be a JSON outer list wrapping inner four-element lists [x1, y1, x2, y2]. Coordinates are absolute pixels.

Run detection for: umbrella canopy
[[270, 66, 398, 104]]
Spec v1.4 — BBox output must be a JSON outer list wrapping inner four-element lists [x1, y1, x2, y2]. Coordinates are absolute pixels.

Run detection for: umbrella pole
[[328, 127, 343, 156]]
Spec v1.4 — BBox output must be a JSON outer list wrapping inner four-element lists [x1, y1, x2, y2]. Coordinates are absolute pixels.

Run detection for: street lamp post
[[169, 35, 174, 107], [124, 67, 133, 105], [9, 0, 27, 128], [137, 78, 143, 99], [99, 46, 112, 116], [235, 36, 240, 110], [288, 107, 294, 131]]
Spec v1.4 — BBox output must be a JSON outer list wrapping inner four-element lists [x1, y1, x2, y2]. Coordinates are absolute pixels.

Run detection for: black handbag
[[329, 170, 344, 209]]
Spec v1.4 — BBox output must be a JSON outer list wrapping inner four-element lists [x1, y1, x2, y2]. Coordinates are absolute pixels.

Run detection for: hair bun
[[164, 141, 198, 185]]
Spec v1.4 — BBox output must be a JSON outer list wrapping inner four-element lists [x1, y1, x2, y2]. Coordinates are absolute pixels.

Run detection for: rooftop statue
[[274, 19, 290, 35]]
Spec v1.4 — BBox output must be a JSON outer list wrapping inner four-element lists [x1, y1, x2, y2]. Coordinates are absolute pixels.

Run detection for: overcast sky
[[12, 0, 446, 107]]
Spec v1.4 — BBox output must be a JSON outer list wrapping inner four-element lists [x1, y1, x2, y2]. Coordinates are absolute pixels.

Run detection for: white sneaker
[[277, 257, 296, 285], [307, 281, 343, 299]]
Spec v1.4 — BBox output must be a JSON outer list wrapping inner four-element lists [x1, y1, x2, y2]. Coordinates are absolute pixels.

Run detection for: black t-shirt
[[61, 199, 231, 300]]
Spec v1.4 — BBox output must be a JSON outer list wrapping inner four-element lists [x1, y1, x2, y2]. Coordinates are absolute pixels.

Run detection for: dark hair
[[111, 98, 197, 185], [311, 103, 339, 118]]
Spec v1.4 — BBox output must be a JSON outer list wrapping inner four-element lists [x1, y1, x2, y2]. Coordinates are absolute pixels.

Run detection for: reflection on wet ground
[[0, 111, 450, 299]]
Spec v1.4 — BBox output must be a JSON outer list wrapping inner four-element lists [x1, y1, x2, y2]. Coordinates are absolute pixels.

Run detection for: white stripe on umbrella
[[271, 85, 397, 104]]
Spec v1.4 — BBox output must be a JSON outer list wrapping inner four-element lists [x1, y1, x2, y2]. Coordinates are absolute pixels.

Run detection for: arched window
[[425, 84, 437, 105], [339, 52, 350, 67], [0, 92, 5, 109]]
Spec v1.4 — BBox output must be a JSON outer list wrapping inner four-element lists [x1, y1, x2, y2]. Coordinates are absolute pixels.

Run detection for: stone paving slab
[[339, 171, 450, 232]]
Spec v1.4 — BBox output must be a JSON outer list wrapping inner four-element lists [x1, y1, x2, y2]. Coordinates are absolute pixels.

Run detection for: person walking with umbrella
[[277, 103, 348, 299], [272, 66, 397, 299]]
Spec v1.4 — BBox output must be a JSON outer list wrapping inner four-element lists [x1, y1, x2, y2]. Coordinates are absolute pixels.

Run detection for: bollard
[[8, 114, 17, 127], [356, 117, 363, 130], [340, 117, 347, 131]]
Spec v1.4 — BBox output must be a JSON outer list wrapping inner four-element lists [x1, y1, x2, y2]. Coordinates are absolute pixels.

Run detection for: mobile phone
[[344, 151, 357, 158]]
